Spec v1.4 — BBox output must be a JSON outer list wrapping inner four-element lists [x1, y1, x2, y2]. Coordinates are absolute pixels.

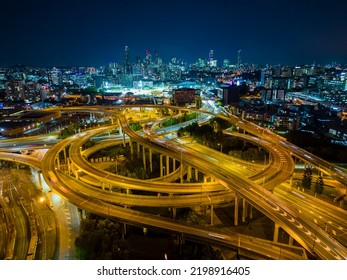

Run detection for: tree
[[302, 166, 312, 190], [314, 176, 324, 195], [74, 215, 129, 260]]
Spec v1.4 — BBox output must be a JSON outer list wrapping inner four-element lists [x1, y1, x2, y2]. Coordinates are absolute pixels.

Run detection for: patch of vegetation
[[177, 119, 267, 162], [74, 213, 129, 260], [129, 122, 142, 131], [162, 112, 197, 127]]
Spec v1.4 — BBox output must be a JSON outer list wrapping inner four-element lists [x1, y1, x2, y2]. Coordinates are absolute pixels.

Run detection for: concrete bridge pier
[[172, 207, 176, 219], [160, 155, 163, 177], [273, 223, 280, 242], [242, 198, 248, 223], [67, 157, 71, 175], [142, 145, 146, 171], [172, 158, 176, 172], [187, 166, 192, 182], [149, 148, 153, 173], [37, 170, 43, 191], [289, 236, 294, 246], [56, 156, 61, 169], [63, 148, 67, 164], [129, 138, 134, 159], [166, 155, 170, 175], [137, 142, 140, 159], [249, 204, 253, 219], [234, 196, 239, 226], [180, 162, 184, 183]]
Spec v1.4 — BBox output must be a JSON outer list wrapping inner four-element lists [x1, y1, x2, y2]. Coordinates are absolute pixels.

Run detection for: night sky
[[1, 0, 346, 67]]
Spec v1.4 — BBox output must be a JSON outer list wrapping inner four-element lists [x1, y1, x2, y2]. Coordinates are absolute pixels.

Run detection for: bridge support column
[[187, 166, 192, 182], [149, 148, 153, 173], [122, 223, 127, 240], [142, 145, 146, 171], [67, 158, 71, 175], [289, 236, 294, 246], [249, 205, 253, 220], [172, 158, 176, 171], [121, 206, 128, 240], [56, 157, 61, 169], [74, 168, 79, 180], [129, 139, 134, 159], [273, 223, 280, 242], [166, 156, 170, 175], [63, 148, 67, 164], [172, 207, 176, 219], [137, 143, 140, 159], [160, 155, 163, 177], [70, 162, 77, 178], [37, 171, 43, 191], [242, 198, 247, 223], [47, 190, 53, 209], [234, 196, 239, 226], [195, 169, 199, 182], [180, 163, 184, 183]]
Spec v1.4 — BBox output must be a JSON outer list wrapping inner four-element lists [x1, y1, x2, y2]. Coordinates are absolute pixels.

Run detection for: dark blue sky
[[1, 0, 346, 67]]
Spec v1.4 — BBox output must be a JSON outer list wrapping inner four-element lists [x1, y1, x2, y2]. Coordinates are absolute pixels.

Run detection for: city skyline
[[1, 0, 347, 67]]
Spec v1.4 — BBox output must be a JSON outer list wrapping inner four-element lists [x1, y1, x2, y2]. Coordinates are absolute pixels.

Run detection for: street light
[[38, 195, 45, 204]]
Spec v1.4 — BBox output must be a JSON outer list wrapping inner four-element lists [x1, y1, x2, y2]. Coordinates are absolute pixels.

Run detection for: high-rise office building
[[237, 49, 242, 70], [124, 46, 132, 74], [208, 50, 217, 67], [209, 49, 214, 62]]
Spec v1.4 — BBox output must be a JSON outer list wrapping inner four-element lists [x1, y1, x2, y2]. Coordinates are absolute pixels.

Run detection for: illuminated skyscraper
[[237, 49, 242, 70], [209, 49, 217, 67], [209, 49, 214, 62], [119, 46, 134, 87], [124, 46, 132, 74]]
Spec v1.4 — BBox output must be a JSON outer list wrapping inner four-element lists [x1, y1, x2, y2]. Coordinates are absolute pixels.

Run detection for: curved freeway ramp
[[36, 106, 347, 259]]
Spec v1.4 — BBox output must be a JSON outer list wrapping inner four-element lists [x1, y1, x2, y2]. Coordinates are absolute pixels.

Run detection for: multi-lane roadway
[[1, 105, 347, 260]]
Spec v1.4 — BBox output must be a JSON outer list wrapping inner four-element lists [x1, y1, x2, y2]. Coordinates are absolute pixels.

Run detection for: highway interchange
[[0, 104, 347, 260]]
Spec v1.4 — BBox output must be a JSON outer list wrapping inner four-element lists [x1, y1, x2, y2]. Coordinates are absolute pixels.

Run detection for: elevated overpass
[[39, 106, 347, 259], [1, 105, 347, 259]]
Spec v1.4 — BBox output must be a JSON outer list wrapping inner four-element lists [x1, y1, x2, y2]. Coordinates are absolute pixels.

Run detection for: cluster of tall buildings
[[1, 46, 347, 143], [0, 47, 240, 103]]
